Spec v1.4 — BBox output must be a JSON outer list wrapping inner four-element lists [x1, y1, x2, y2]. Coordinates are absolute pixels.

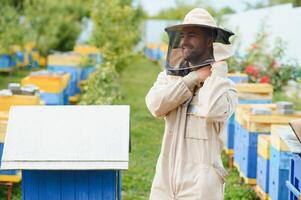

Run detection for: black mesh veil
[[164, 25, 234, 76]]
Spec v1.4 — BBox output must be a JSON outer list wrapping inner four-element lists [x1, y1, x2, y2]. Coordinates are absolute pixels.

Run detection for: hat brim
[[165, 24, 234, 45]]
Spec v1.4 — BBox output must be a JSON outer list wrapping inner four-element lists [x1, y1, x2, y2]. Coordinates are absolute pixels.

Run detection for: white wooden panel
[[1, 105, 130, 170]]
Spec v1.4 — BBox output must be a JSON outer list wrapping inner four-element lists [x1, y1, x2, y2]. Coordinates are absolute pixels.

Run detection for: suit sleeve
[[197, 61, 238, 122], [145, 71, 195, 118]]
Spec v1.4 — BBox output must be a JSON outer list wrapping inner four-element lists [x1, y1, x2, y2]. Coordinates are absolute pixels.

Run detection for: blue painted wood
[[238, 99, 272, 104], [234, 121, 242, 168], [226, 121, 235, 150], [75, 171, 89, 200], [233, 124, 269, 179], [89, 171, 103, 200], [269, 165, 290, 200], [0, 54, 14, 68], [22, 170, 119, 200], [39, 171, 61, 200], [39, 90, 68, 105], [61, 172, 75, 200], [22, 171, 40, 200], [0, 143, 19, 176], [48, 65, 81, 97], [257, 155, 270, 193], [228, 76, 248, 84], [270, 146, 292, 170], [287, 153, 301, 200], [269, 146, 292, 200]]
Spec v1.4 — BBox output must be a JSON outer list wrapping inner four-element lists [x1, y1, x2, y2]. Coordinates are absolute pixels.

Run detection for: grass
[[0, 69, 30, 90]]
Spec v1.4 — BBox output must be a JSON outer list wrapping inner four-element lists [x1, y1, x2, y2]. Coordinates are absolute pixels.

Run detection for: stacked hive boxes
[[233, 105, 301, 185], [224, 73, 248, 157], [269, 125, 295, 200], [256, 135, 271, 199], [230, 84, 273, 167], [21, 71, 70, 105], [0, 88, 41, 183], [47, 53, 82, 101]]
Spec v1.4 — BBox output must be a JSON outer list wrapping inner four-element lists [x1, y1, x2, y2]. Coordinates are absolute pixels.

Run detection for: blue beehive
[[256, 135, 271, 196], [225, 83, 273, 158], [232, 104, 275, 172], [269, 125, 294, 200], [286, 153, 301, 200], [1, 106, 130, 200], [226, 100, 272, 154], [0, 54, 15, 72], [257, 156, 270, 195], [48, 65, 82, 97], [233, 105, 301, 186], [238, 126, 269, 183]]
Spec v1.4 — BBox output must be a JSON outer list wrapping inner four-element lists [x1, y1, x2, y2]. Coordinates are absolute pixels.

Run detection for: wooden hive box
[[234, 107, 301, 185], [236, 83, 273, 103], [227, 73, 248, 84], [1, 106, 130, 200]]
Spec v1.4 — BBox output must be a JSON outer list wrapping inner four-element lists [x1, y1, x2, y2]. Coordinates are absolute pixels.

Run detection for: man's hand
[[195, 65, 212, 82]]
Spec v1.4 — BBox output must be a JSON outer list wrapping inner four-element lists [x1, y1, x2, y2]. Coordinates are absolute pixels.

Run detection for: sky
[[133, 0, 265, 16]]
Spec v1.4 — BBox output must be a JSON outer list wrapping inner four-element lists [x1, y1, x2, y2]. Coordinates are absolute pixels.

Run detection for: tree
[[0, 4, 25, 54], [23, 0, 88, 55], [80, 0, 143, 105]]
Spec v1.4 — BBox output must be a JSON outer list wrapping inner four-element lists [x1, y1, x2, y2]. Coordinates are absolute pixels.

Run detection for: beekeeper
[[146, 8, 238, 200]]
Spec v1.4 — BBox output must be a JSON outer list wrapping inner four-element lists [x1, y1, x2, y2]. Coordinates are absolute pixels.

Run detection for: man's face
[[180, 27, 212, 65]]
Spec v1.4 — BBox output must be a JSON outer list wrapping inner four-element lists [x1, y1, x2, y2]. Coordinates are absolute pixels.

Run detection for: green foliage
[[151, 1, 235, 23], [80, 62, 121, 105], [23, 0, 85, 55], [80, 0, 143, 105], [90, 0, 142, 71], [0, 4, 25, 54]]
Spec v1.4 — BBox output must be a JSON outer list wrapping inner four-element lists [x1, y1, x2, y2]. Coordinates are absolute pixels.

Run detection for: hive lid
[[289, 119, 301, 144], [275, 125, 301, 153], [1, 105, 130, 170]]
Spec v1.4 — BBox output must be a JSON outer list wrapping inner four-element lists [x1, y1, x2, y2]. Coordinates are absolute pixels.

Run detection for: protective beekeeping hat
[[164, 8, 235, 76]]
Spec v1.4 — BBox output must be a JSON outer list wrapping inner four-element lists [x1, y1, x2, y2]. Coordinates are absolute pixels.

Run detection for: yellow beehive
[[270, 125, 291, 151], [236, 83, 273, 100], [228, 73, 248, 78], [0, 95, 41, 112], [74, 45, 100, 55], [242, 109, 301, 133], [47, 53, 83, 67], [21, 73, 70, 93], [235, 104, 277, 126], [258, 135, 271, 160]]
